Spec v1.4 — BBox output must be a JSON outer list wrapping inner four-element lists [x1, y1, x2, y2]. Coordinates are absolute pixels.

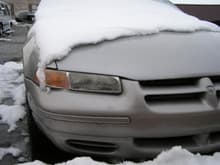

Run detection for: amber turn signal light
[[35, 69, 70, 89]]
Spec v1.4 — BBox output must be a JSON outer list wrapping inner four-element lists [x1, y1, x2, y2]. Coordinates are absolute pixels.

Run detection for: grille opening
[[66, 140, 118, 153], [134, 136, 196, 148], [217, 91, 220, 97], [145, 93, 203, 104], [211, 76, 220, 84], [139, 78, 199, 88], [210, 131, 220, 143]]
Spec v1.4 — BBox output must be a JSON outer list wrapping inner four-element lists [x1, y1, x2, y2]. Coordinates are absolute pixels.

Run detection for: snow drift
[[30, 0, 220, 82], [19, 146, 220, 165], [0, 147, 21, 160], [0, 62, 26, 132]]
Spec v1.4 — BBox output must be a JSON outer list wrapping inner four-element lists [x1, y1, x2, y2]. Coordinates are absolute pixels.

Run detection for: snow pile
[[19, 160, 47, 165], [0, 62, 25, 104], [0, 38, 12, 42], [0, 105, 26, 132], [0, 147, 21, 160], [31, 0, 220, 83], [0, 62, 26, 132], [18, 146, 220, 165]]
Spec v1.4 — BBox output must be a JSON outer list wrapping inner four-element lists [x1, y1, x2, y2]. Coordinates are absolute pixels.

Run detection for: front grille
[[139, 78, 198, 87], [134, 136, 195, 148], [140, 76, 220, 113], [145, 93, 202, 104], [211, 76, 220, 84], [134, 131, 220, 150]]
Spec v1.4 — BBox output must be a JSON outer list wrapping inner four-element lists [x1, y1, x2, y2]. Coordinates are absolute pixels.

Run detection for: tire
[[26, 94, 74, 163]]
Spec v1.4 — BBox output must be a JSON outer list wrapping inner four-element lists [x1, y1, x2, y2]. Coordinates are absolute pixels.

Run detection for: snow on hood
[[30, 0, 220, 84]]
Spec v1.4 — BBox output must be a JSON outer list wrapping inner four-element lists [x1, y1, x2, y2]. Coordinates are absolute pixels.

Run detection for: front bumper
[[25, 78, 220, 158]]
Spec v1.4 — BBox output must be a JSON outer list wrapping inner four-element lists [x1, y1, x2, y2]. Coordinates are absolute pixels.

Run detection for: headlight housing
[[35, 69, 122, 94]]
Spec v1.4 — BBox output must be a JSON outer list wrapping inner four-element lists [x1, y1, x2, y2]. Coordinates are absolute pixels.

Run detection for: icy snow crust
[[19, 146, 220, 165], [0, 62, 26, 132], [0, 147, 21, 160], [32, 0, 220, 74]]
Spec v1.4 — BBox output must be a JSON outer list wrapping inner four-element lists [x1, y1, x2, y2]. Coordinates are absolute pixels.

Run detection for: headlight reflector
[[69, 72, 122, 94], [35, 69, 122, 94]]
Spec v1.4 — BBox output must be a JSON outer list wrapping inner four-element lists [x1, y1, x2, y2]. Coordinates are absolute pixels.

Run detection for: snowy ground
[[19, 146, 220, 165], [0, 61, 30, 164], [0, 25, 27, 64]]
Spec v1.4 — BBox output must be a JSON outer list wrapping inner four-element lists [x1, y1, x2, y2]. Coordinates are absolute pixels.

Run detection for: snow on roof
[[30, 0, 220, 80]]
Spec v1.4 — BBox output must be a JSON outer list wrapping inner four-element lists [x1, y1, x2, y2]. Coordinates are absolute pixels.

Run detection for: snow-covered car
[[23, 0, 220, 160], [0, 1, 12, 36]]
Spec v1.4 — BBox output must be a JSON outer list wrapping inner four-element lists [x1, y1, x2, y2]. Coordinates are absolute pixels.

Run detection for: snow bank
[[0, 62, 25, 104], [31, 0, 220, 84], [0, 62, 26, 132], [0, 147, 21, 160], [0, 38, 12, 42], [0, 105, 26, 132], [18, 146, 220, 165], [19, 160, 47, 165]]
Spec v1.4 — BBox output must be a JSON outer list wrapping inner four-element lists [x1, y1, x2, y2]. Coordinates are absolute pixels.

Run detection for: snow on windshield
[[31, 0, 220, 84]]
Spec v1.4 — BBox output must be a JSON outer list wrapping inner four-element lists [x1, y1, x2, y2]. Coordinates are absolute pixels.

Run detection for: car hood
[[56, 31, 220, 80]]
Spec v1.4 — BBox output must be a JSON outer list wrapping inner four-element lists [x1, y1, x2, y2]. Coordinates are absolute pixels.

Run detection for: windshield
[[170, 0, 220, 5]]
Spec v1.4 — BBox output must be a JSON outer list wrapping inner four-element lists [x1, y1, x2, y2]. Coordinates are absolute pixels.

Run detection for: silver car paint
[[24, 31, 220, 158]]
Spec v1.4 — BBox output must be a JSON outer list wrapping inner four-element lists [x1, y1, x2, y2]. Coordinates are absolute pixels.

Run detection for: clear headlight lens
[[35, 69, 122, 94]]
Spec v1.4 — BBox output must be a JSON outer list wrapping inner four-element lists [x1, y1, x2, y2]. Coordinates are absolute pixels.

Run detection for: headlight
[[35, 69, 122, 94]]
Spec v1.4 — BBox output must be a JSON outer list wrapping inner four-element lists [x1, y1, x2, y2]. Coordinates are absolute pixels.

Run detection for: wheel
[[26, 94, 74, 163]]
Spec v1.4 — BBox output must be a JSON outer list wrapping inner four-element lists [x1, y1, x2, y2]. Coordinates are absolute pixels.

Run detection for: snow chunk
[[32, 0, 220, 77], [0, 38, 12, 42], [0, 62, 25, 104], [0, 147, 21, 160], [57, 157, 107, 165], [0, 105, 26, 132], [12, 84, 26, 105], [18, 160, 47, 165]]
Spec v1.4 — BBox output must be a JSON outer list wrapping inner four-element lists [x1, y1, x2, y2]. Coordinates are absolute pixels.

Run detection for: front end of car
[[24, 31, 220, 159]]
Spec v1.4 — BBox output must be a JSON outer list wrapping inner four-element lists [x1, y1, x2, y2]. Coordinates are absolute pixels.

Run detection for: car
[[15, 10, 35, 24], [0, 1, 13, 36], [23, 0, 220, 161]]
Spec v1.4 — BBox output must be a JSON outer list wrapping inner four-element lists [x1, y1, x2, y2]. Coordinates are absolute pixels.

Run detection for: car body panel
[[25, 78, 220, 157], [23, 5, 220, 158]]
